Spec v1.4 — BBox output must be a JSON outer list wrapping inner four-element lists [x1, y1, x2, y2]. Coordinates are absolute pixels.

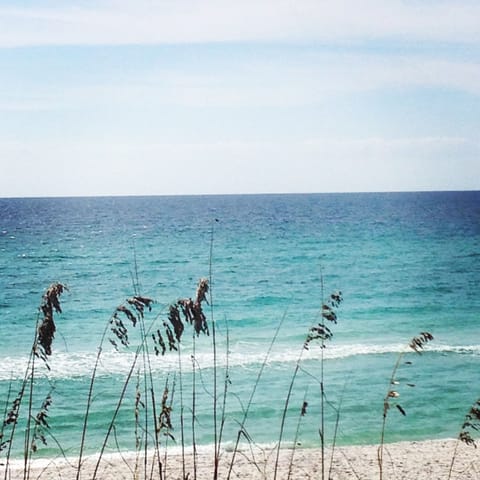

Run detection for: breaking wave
[[1, 343, 478, 381]]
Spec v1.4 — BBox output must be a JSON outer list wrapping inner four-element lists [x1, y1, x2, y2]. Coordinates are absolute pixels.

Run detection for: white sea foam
[[5, 440, 277, 468], [1, 343, 478, 381]]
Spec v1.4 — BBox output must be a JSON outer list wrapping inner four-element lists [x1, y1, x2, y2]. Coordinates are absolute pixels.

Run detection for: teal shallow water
[[0, 192, 479, 458]]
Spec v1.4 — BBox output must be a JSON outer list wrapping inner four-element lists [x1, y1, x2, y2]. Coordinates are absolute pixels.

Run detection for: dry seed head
[[36, 283, 67, 358], [458, 397, 480, 448], [321, 304, 337, 323], [304, 290, 342, 349], [396, 405, 407, 416], [31, 392, 54, 453], [178, 298, 194, 324], [110, 314, 129, 347], [116, 305, 137, 326], [409, 331, 434, 353], [43, 283, 67, 314], [304, 324, 333, 349], [168, 304, 184, 342], [158, 385, 174, 441], [192, 302, 209, 336], [178, 297, 209, 336], [127, 296, 153, 318], [5, 396, 21, 426], [459, 431, 477, 448], [152, 329, 166, 356], [468, 406, 480, 421], [329, 291, 343, 307], [196, 278, 209, 304], [163, 323, 178, 352]]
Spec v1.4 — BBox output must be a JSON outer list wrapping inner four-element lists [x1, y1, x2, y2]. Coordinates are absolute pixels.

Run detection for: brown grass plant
[[9, 272, 480, 480], [30, 391, 53, 454], [75, 278, 212, 480], [378, 331, 434, 480], [448, 397, 480, 479], [0, 283, 67, 480], [36, 283, 68, 363], [273, 285, 343, 480]]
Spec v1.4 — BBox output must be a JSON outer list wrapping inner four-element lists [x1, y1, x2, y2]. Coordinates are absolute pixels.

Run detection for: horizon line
[[1, 188, 478, 201]]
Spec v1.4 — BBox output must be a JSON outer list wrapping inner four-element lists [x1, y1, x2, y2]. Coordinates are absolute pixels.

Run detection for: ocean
[[0, 191, 479, 459]]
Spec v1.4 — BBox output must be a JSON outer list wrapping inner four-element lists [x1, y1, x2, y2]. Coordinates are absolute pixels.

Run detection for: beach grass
[[1, 275, 478, 480]]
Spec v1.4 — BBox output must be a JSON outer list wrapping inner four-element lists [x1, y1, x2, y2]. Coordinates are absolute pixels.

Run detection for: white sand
[[5, 439, 479, 479]]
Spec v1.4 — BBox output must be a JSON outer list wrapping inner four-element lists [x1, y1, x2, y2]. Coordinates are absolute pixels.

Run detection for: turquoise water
[[0, 192, 479, 458]]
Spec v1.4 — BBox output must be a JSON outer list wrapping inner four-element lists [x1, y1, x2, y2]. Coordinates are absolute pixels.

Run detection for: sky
[[0, 0, 479, 197]]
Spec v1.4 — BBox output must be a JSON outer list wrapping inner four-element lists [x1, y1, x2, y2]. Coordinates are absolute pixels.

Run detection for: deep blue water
[[0, 191, 479, 458]]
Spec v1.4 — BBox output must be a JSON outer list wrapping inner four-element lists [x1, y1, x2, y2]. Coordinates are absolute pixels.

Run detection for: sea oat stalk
[[378, 331, 434, 480], [448, 397, 480, 479]]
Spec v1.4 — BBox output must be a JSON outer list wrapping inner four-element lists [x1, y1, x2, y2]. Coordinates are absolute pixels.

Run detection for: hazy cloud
[[1, 53, 479, 114], [2, 136, 478, 196], [1, 1, 478, 196], [1, 1, 479, 47]]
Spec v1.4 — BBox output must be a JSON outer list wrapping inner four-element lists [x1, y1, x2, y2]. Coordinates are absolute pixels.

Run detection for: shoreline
[[6, 438, 478, 479]]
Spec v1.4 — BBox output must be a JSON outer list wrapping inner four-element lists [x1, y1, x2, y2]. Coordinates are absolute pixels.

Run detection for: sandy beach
[[6, 438, 479, 479]]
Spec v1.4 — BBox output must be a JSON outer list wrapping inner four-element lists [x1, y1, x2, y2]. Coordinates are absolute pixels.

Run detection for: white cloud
[[0, 1, 479, 47]]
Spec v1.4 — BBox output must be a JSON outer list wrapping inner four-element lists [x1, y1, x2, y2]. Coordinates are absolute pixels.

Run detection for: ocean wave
[[0, 343, 478, 381], [6, 440, 283, 467]]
